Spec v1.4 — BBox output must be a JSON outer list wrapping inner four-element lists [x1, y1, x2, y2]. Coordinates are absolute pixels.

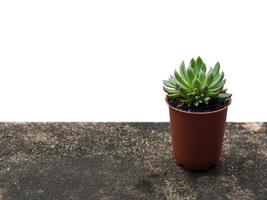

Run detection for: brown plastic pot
[[166, 98, 231, 171]]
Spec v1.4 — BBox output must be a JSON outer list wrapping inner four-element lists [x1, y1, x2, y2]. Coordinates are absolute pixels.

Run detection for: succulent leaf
[[169, 75, 178, 87], [200, 85, 208, 93], [221, 88, 227, 93], [201, 63, 207, 74], [196, 56, 203, 74], [186, 67, 195, 83], [194, 101, 199, 106], [167, 93, 181, 99], [163, 80, 175, 88], [217, 93, 232, 99], [174, 69, 191, 89], [179, 61, 189, 82], [212, 62, 220, 78], [209, 79, 226, 90], [192, 78, 202, 92], [190, 58, 197, 75], [179, 87, 190, 98], [206, 92, 218, 97], [193, 88, 198, 95], [198, 70, 206, 84], [206, 69, 214, 86], [163, 86, 178, 94], [210, 71, 224, 88]]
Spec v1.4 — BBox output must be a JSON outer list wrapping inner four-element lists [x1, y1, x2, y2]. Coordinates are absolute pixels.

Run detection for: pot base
[[176, 161, 217, 171]]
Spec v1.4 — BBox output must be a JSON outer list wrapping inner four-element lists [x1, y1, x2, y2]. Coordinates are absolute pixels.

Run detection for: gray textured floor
[[0, 123, 266, 200]]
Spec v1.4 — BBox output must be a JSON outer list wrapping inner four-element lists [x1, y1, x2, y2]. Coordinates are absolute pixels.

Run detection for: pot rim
[[166, 97, 231, 115]]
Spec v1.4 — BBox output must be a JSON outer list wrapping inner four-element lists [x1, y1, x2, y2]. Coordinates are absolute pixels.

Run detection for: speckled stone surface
[[0, 123, 266, 200]]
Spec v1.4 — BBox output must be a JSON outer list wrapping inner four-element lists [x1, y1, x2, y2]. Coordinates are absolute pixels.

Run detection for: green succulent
[[163, 57, 231, 107]]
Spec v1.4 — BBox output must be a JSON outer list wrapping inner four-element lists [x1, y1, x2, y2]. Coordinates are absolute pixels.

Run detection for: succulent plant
[[163, 57, 231, 107]]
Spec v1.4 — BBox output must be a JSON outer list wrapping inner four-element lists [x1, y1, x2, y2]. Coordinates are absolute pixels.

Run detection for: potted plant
[[163, 57, 231, 171]]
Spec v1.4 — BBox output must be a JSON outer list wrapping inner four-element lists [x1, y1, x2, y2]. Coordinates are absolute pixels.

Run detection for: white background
[[0, 0, 266, 122]]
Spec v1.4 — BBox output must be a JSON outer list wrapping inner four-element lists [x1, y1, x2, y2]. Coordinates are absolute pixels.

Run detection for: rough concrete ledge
[[0, 122, 266, 200]]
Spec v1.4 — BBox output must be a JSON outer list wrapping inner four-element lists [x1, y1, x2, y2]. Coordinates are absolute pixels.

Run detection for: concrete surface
[[0, 123, 266, 200]]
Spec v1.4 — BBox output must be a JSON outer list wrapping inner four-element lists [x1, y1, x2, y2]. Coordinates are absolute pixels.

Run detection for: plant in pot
[[163, 57, 231, 171]]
